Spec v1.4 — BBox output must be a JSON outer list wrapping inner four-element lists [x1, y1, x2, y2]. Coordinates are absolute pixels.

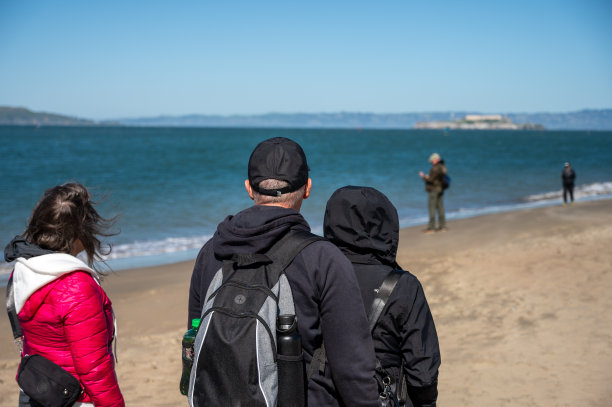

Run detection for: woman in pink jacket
[[6, 182, 124, 407]]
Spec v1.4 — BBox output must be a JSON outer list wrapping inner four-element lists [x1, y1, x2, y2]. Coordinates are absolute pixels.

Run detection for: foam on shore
[[2, 183, 612, 280]]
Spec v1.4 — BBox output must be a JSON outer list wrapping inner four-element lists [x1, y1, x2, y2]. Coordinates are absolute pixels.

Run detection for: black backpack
[[188, 229, 323, 407], [439, 160, 450, 190], [441, 174, 450, 190]]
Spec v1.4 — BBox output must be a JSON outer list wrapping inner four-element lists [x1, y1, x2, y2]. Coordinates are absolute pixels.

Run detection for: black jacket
[[188, 204, 379, 407], [562, 167, 576, 186], [324, 186, 441, 407]]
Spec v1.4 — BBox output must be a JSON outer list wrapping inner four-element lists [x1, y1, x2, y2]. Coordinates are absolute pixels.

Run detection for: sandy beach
[[1, 199, 611, 406]]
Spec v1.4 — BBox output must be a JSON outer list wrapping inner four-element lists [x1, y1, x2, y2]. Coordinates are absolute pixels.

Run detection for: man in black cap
[[187, 137, 380, 406]]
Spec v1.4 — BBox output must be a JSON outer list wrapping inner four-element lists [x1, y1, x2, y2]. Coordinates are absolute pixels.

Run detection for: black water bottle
[[277, 314, 305, 407]]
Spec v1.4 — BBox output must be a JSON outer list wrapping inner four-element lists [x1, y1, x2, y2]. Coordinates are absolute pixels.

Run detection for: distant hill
[[113, 109, 612, 130], [507, 110, 612, 131], [111, 112, 466, 129], [0, 106, 95, 126], [2, 106, 612, 130]]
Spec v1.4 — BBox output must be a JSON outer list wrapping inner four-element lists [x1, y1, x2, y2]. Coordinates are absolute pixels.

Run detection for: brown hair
[[24, 182, 116, 267]]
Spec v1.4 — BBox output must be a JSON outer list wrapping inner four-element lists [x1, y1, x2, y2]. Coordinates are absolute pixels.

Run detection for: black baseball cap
[[248, 137, 309, 196]]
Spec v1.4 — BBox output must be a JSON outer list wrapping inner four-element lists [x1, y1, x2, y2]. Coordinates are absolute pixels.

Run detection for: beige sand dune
[[1, 199, 611, 406]]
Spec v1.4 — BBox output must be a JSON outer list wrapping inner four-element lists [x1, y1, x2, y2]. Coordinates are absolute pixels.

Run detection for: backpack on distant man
[[438, 159, 450, 190], [441, 174, 450, 190], [187, 229, 323, 407]]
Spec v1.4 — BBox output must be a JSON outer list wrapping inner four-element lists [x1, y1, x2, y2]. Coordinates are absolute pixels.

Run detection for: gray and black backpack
[[188, 229, 322, 407]]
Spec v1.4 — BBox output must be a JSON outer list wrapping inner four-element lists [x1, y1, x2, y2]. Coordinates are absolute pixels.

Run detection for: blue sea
[[2, 126, 612, 280]]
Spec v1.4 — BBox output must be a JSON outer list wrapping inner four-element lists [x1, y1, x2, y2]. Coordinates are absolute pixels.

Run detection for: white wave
[[525, 182, 612, 202], [0, 234, 212, 278], [3, 184, 611, 281], [104, 234, 211, 260]]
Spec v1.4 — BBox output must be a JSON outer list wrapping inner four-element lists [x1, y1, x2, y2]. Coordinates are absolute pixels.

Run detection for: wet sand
[[1, 199, 611, 406]]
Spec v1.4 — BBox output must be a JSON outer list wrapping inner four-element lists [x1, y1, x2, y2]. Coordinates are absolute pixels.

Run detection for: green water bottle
[[180, 318, 201, 396]]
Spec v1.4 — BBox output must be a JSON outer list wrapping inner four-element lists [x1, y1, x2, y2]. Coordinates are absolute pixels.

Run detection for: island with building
[[414, 114, 545, 130]]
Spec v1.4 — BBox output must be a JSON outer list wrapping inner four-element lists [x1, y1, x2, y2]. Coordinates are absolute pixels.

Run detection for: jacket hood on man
[[323, 186, 399, 268], [212, 204, 311, 258]]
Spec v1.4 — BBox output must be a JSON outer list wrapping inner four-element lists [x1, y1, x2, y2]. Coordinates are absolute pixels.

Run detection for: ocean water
[[2, 126, 611, 278]]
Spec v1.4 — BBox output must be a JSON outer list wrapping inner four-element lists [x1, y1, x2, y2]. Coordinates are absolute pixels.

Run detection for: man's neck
[[255, 202, 302, 211]]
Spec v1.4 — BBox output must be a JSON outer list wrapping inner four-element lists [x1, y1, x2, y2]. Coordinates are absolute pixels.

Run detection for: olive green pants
[[427, 190, 446, 230]]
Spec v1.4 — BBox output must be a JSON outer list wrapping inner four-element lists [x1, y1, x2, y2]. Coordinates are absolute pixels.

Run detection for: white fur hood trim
[[13, 253, 96, 314]]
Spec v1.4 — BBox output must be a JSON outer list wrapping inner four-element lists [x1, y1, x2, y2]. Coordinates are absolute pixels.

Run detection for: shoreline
[[1, 199, 611, 406], [3, 191, 611, 281]]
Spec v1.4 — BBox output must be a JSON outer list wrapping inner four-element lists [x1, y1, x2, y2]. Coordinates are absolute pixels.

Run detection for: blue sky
[[1, 0, 611, 120]]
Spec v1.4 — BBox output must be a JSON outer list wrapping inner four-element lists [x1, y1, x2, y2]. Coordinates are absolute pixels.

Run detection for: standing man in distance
[[419, 153, 448, 233], [187, 137, 380, 406], [562, 162, 576, 206]]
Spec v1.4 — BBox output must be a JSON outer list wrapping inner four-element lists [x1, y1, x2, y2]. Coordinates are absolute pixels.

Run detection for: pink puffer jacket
[[14, 254, 124, 407]]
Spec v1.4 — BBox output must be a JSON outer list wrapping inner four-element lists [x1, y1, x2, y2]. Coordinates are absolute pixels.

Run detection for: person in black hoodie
[[187, 138, 379, 407], [561, 162, 576, 206], [324, 186, 441, 407]]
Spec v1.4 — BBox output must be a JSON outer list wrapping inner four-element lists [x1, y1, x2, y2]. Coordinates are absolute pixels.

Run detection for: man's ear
[[245, 179, 255, 200], [303, 178, 312, 200]]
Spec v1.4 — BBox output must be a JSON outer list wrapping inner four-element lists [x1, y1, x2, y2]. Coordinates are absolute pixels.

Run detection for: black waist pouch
[[17, 354, 82, 407]]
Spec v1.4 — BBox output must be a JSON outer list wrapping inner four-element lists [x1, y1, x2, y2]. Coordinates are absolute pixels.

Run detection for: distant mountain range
[[0, 106, 96, 126], [2, 106, 612, 130]]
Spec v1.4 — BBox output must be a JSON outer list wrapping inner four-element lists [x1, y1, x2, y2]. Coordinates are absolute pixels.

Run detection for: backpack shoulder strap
[[308, 269, 404, 381], [369, 270, 405, 402], [307, 343, 327, 380], [221, 229, 324, 282], [368, 270, 403, 333], [265, 229, 325, 276]]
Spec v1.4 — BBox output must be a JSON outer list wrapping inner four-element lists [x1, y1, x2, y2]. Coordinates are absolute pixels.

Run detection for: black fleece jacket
[[324, 186, 441, 407], [188, 204, 379, 407]]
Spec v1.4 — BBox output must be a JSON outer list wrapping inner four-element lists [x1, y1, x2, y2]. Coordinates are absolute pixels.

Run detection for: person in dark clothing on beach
[[419, 153, 447, 233], [187, 138, 380, 407], [324, 186, 441, 407], [562, 162, 576, 206]]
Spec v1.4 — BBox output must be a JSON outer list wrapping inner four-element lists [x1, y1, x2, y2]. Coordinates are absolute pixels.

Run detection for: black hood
[[4, 236, 54, 262], [212, 205, 311, 259], [323, 186, 399, 268]]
